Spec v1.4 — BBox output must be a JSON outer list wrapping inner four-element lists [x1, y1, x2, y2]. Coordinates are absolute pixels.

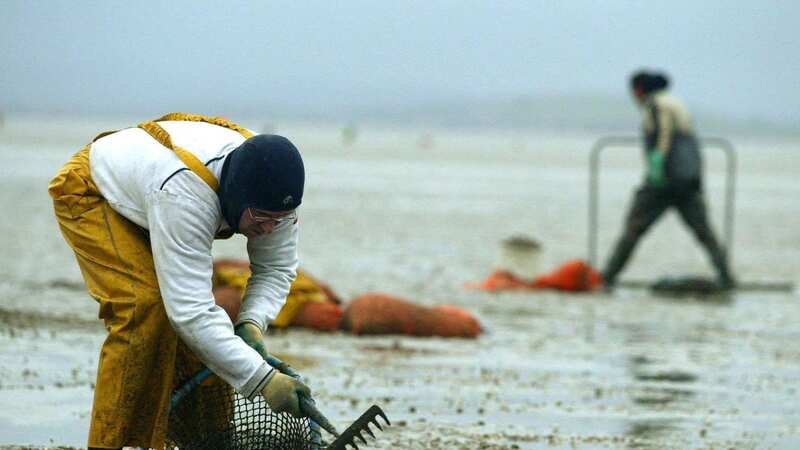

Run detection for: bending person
[[48, 113, 310, 449], [602, 72, 736, 289]]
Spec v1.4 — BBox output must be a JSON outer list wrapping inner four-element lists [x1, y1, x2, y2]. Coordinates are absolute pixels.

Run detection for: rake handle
[[300, 395, 340, 438], [267, 354, 339, 438]]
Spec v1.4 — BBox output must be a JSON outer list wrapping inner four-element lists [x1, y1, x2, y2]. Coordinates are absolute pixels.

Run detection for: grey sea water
[[1, 119, 798, 449]]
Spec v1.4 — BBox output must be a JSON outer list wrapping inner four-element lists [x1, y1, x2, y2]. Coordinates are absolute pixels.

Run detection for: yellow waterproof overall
[[48, 113, 252, 449]]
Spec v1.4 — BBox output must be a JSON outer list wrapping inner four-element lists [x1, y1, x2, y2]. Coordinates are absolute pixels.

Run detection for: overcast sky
[[1, 0, 798, 125]]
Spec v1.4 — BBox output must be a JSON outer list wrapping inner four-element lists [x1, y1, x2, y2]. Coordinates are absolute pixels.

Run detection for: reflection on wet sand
[[624, 324, 700, 448], [625, 419, 682, 449]]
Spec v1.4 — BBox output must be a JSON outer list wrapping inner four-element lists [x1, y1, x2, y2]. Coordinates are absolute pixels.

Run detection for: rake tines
[[325, 405, 391, 450]]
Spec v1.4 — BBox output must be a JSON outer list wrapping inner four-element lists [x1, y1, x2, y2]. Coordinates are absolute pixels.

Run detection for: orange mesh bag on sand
[[289, 301, 343, 332], [341, 293, 482, 338], [465, 259, 602, 292], [212, 259, 343, 331], [212, 285, 245, 322], [464, 270, 531, 291], [532, 259, 603, 292]]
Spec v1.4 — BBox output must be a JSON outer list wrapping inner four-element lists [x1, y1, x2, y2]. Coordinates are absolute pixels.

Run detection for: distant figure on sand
[[602, 71, 736, 289]]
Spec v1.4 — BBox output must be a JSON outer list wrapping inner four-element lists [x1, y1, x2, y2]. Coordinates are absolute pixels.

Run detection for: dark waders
[[602, 185, 734, 287]]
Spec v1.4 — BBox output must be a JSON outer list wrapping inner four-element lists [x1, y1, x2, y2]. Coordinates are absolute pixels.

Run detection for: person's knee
[[618, 232, 638, 248], [689, 225, 716, 246], [623, 220, 648, 241]]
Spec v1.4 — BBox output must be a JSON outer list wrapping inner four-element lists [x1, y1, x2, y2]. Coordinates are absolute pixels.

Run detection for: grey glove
[[261, 371, 311, 418]]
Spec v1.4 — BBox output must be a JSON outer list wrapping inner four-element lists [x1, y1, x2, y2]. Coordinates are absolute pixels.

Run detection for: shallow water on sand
[[1, 120, 798, 449]]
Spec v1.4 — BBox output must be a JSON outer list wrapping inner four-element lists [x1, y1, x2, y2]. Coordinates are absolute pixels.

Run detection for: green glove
[[647, 150, 666, 187], [261, 372, 312, 418], [235, 322, 268, 359]]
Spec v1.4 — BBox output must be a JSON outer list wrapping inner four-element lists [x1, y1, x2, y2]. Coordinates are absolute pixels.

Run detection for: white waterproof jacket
[[89, 120, 298, 399]]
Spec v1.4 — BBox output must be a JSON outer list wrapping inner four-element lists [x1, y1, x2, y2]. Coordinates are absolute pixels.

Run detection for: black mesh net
[[166, 362, 315, 450]]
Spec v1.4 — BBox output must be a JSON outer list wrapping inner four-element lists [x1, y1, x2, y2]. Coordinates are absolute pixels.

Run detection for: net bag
[[166, 359, 315, 450]]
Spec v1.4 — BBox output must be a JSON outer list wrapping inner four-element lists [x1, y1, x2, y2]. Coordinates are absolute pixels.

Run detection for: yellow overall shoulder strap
[[90, 111, 255, 146], [92, 129, 120, 142], [155, 112, 254, 139], [128, 112, 254, 192], [137, 121, 220, 192], [136, 113, 254, 239]]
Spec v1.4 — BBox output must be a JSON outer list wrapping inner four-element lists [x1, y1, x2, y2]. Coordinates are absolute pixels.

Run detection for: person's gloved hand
[[261, 372, 311, 418], [235, 322, 268, 359], [647, 150, 666, 187]]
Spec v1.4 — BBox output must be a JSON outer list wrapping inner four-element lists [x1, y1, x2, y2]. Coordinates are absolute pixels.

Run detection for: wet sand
[[1, 117, 799, 449]]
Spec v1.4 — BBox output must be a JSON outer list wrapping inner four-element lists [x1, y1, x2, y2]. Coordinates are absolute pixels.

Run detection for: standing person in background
[[602, 71, 736, 289], [48, 113, 310, 450]]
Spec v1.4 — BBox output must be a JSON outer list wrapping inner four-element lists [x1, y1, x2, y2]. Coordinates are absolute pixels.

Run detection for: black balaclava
[[218, 134, 305, 231], [630, 70, 670, 95]]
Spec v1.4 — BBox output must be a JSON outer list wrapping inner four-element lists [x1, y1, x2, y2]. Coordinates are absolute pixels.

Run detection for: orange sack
[[464, 270, 531, 291], [213, 285, 245, 322], [212, 259, 482, 336], [212, 259, 343, 331], [532, 259, 602, 291], [466, 259, 602, 292], [288, 301, 343, 332], [341, 293, 482, 338]]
